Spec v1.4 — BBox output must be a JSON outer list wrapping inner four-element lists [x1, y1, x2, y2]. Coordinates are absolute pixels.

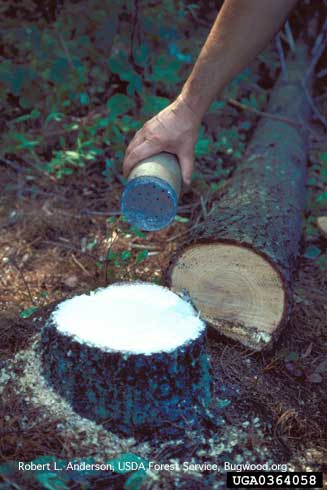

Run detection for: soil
[[1, 3, 327, 487], [0, 150, 327, 489]]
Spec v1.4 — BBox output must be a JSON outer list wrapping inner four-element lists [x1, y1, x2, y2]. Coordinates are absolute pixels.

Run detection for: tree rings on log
[[38, 282, 212, 438], [169, 242, 285, 350], [168, 43, 312, 351]]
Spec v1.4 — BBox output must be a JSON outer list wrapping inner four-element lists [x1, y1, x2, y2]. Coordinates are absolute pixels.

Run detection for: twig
[[81, 210, 122, 216], [227, 98, 302, 128], [284, 21, 295, 53], [43, 240, 98, 259], [317, 67, 327, 79], [130, 243, 159, 250], [53, 24, 77, 73], [167, 215, 202, 243], [9, 257, 35, 305], [301, 82, 327, 128], [0, 157, 23, 173], [30, 151, 58, 183], [130, 0, 141, 64], [104, 232, 120, 286], [305, 18, 327, 81], [71, 254, 91, 275], [200, 195, 208, 219], [275, 33, 288, 80]]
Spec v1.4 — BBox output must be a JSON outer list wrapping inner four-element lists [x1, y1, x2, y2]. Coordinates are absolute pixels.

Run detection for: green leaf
[[10, 65, 35, 95], [107, 93, 135, 119], [12, 132, 40, 150], [304, 245, 321, 259], [121, 250, 132, 261], [195, 137, 211, 157], [141, 95, 170, 116], [136, 250, 148, 263], [108, 55, 133, 79], [316, 192, 327, 204], [79, 92, 89, 105], [217, 398, 231, 409], [65, 151, 80, 160], [307, 177, 317, 186], [0, 462, 17, 477], [147, 56, 182, 85], [125, 470, 148, 490], [174, 215, 189, 223], [49, 57, 70, 83], [10, 109, 40, 125], [209, 100, 226, 112], [19, 306, 38, 318], [45, 112, 65, 126], [107, 250, 118, 260], [86, 237, 98, 250], [249, 93, 258, 109], [134, 42, 150, 67], [130, 226, 146, 238], [319, 152, 327, 165], [36, 473, 68, 490], [286, 351, 299, 362], [108, 54, 142, 94], [119, 115, 141, 132]]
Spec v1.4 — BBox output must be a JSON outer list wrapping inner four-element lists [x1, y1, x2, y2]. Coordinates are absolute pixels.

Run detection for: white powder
[[52, 282, 205, 354]]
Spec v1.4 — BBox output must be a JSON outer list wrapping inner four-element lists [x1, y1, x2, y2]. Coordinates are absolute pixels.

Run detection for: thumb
[[178, 151, 194, 186]]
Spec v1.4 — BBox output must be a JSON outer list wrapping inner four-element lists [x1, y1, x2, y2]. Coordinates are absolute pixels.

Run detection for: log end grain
[[168, 242, 287, 351]]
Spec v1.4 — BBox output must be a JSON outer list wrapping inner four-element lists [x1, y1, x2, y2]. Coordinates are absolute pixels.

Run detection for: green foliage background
[[0, 0, 272, 185], [1, 0, 197, 179]]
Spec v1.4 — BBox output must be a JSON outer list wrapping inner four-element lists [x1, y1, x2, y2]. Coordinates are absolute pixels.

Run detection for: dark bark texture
[[39, 317, 213, 438], [192, 44, 312, 317]]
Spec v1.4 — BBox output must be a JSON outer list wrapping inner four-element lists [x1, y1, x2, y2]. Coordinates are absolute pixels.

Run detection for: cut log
[[168, 43, 312, 351], [317, 216, 327, 239], [38, 282, 212, 437]]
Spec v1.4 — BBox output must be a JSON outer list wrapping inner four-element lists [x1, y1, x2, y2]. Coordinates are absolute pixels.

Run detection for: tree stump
[[39, 282, 212, 437], [168, 43, 312, 351]]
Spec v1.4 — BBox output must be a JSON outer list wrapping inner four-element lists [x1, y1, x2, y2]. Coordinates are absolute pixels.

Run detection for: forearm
[[180, 0, 297, 119]]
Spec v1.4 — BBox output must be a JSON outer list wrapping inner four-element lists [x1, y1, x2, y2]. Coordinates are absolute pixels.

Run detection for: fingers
[[124, 128, 145, 159], [178, 151, 194, 185], [123, 139, 161, 178]]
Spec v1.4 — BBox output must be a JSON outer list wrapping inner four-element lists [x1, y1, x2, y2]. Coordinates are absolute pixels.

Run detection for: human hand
[[123, 95, 201, 185]]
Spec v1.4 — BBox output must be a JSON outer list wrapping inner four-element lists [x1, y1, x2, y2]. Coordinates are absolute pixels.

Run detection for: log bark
[[168, 43, 312, 351], [38, 285, 212, 438]]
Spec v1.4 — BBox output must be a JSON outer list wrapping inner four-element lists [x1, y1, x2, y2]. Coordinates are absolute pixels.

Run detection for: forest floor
[[1, 127, 327, 489], [1, 2, 327, 489]]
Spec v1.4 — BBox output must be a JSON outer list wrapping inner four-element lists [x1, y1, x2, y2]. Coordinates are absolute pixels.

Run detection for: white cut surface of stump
[[53, 282, 205, 354]]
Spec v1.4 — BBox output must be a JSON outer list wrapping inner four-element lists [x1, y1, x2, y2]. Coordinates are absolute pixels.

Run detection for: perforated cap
[[121, 176, 178, 231]]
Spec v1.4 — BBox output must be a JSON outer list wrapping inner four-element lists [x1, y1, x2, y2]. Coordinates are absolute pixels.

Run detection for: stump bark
[[168, 43, 312, 351], [39, 283, 212, 437]]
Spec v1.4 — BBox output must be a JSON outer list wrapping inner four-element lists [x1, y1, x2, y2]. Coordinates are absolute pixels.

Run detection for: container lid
[[121, 176, 178, 231]]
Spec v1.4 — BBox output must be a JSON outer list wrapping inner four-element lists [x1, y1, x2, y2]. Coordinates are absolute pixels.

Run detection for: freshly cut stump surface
[[39, 282, 212, 437], [170, 243, 285, 348]]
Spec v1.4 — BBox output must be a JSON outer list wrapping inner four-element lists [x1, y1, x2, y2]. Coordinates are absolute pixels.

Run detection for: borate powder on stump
[[53, 282, 205, 354]]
